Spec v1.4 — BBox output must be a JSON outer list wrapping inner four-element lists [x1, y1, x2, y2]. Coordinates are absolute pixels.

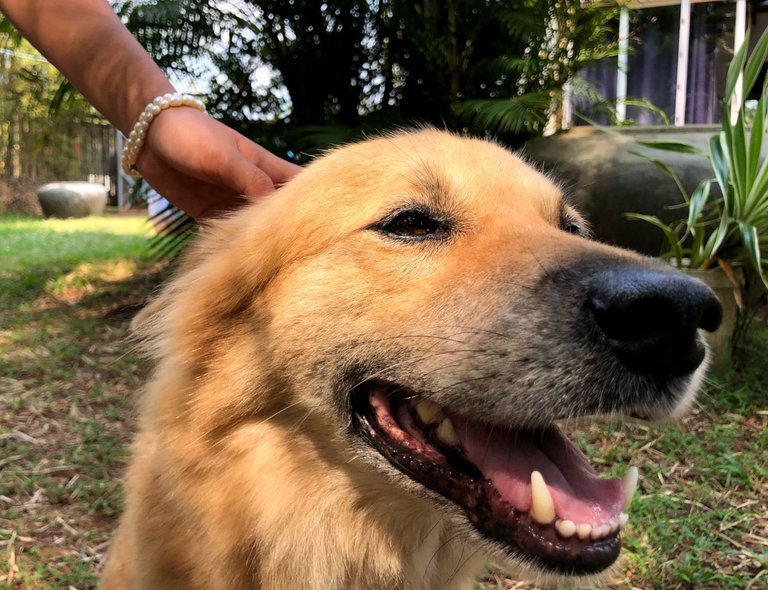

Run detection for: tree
[[115, 0, 620, 156], [0, 19, 103, 182]]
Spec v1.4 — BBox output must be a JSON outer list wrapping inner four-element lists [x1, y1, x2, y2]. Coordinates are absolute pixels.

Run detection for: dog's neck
[[116, 256, 490, 588], [115, 382, 487, 590], [209, 420, 488, 589]]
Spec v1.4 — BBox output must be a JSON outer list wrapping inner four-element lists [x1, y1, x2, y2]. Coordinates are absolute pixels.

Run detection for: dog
[[101, 129, 721, 589]]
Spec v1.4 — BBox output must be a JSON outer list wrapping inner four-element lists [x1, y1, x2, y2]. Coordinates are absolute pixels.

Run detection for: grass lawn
[[1, 213, 766, 589], [0, 213, 157, 589]]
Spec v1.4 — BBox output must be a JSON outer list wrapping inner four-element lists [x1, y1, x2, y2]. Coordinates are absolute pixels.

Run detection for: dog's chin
[[348, 371, 702, 578], [628, 348, 710, 422]]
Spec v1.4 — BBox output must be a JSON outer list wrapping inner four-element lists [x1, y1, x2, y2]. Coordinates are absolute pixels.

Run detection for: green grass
[[1, 213, 766, 589], [0, 214, 150, 306]]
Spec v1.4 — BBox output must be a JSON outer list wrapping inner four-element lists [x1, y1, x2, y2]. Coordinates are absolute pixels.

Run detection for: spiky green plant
[[628, 27, 768, 285], [627, 27, 768, 338]]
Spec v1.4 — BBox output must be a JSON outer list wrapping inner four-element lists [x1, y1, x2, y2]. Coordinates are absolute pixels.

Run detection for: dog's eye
[[375, 209, 448, 240], [561, 219, 582, 235], [560, 212, 588, 237]]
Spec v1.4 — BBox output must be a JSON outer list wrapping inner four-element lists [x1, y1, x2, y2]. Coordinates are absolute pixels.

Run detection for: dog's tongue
[[453, 418, 625, 525]]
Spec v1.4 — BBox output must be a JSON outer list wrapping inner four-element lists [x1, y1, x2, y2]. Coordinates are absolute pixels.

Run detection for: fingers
[[192, 194, 250, 220], [138, 109, 303, 212], [223, 153, 278, 199], [235, 136, 303, 190], [261, 156, 303, 188]]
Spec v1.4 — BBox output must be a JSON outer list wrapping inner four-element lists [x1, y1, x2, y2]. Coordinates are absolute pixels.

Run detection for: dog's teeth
[[555, 519, 576, 538], [576, 523, 592, 540], [414, 399, 444, 425], [435, 418, 459, 446], [529, 471, 556, 524], [555, 516, 626, 541], [623, 466, 639, 510]]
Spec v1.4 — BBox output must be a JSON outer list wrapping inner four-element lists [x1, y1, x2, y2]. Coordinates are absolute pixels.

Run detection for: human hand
[[135, 107, 302, 219]]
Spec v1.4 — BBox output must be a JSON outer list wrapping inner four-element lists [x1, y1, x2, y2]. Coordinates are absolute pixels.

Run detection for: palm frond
[[454, 92, 552, 135]]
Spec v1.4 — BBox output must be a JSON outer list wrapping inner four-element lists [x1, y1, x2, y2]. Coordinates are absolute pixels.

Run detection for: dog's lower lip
[[352, 384, 629, 574]]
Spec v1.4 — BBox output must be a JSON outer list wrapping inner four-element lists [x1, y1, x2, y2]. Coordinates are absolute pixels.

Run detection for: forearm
[[0, 0, 174, 134]]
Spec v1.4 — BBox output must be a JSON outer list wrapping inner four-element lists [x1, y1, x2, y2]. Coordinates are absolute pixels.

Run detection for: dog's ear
[[131, 205, 289, 364]]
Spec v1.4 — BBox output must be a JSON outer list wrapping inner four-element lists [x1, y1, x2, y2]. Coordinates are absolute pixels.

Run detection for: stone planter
[[522, 126, 768, 256], [683, 267, 740, 372], [37, 181, 108, 218]]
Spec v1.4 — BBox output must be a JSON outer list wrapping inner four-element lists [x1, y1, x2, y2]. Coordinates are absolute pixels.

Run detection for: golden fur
[[101, 129, 705, 589]]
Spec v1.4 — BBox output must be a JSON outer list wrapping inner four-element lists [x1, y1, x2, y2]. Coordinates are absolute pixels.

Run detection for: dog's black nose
[[587, 265, 722, 379]]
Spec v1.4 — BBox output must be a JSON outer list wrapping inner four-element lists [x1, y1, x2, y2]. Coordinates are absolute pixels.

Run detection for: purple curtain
[[577, 3, 737, 126], [626, 5, 680, 125], [574, 60, 618, 125], [686, 9, 716, 123]]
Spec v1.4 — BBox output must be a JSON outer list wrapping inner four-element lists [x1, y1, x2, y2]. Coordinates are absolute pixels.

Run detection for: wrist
[[121, 93, 206, 177], [119, 79, 176, 135]]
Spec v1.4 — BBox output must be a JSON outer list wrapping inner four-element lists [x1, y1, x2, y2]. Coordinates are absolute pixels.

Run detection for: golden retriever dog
[[101, 129, 721, 589]]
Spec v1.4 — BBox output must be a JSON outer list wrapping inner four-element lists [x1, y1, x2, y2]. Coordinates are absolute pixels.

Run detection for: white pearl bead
[[122, 92, 207, 176]]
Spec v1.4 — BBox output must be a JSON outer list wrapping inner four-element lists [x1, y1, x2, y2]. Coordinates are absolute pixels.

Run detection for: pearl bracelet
[[121, 92, 206, 177]]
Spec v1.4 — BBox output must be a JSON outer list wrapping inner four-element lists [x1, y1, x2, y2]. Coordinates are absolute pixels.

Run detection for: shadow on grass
[[707, 320, 768, 412], [0, 262, 168, 588], [0, 231, 153, 308]]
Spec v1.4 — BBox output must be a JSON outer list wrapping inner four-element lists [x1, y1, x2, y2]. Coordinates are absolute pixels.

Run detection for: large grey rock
[[37, 181, 108, 218], [522, 126, 724, 255]]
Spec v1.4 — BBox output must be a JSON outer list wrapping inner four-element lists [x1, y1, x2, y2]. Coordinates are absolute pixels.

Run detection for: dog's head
[[136, 129, 721, 579]]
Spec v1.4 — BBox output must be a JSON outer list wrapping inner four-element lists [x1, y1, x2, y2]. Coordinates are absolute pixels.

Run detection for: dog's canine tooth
[[608, 516, 619, 533], [623, 466, 639, 510], [619, 512, 629, 527], [435, 417, 460, 446], [414, 399, 444, 425], [529, 471, 556, 524], [576, 523, 592, 540], [555, 519, 576, 538]]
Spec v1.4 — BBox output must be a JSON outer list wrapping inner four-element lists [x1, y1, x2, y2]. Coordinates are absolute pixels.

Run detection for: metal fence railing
[[0, 117, 119, 204]]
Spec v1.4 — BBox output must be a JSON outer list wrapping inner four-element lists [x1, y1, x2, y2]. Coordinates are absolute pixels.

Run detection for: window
[[572, 0, 753, 127]]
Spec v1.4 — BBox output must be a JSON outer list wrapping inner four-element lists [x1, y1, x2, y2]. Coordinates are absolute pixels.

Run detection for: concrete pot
[[684, 267, 740, 373], [37, 181, 108, 218]]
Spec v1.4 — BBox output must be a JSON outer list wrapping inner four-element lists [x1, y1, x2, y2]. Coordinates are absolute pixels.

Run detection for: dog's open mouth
[[353, 384, 638, 575]]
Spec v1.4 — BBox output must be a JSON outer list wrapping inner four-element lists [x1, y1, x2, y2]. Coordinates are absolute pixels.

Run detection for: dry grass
[[0, 262, 164, 587]]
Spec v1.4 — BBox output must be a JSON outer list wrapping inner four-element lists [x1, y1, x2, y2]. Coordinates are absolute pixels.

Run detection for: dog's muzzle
[[350, 259, 722, 576]]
